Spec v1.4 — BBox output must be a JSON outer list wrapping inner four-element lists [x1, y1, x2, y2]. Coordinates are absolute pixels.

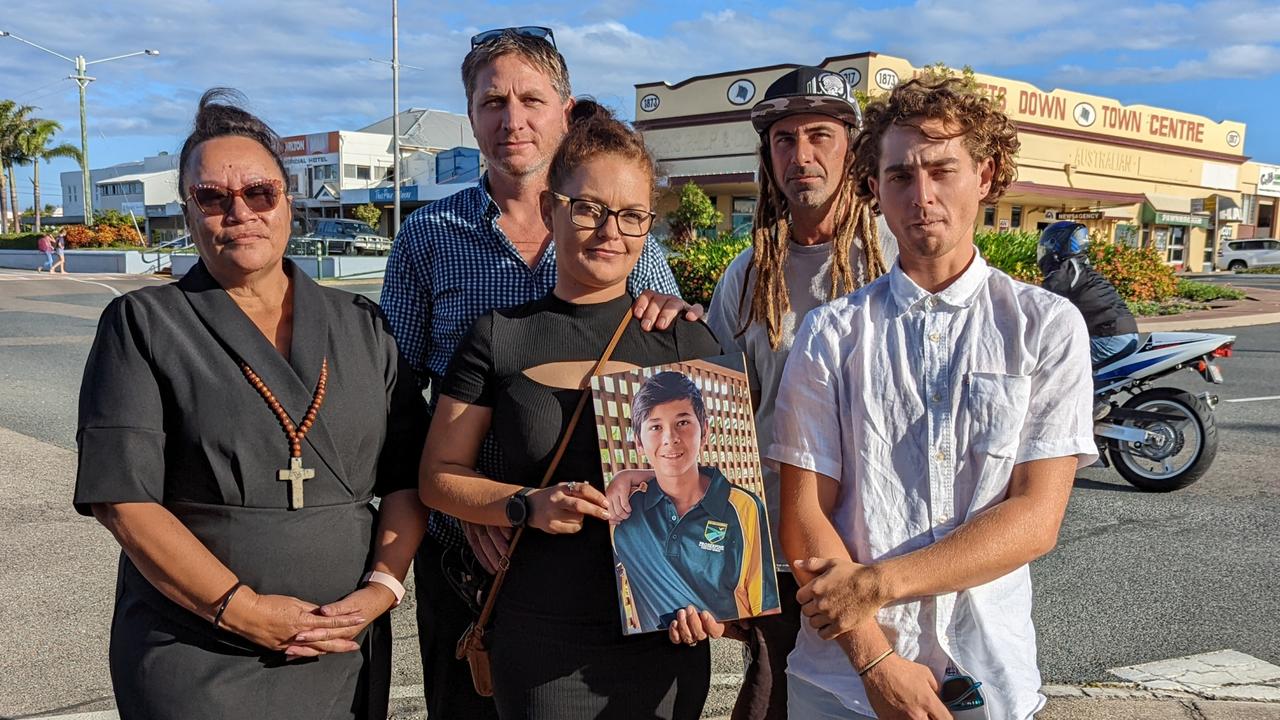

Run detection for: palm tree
[[15, 118, 81, 232], [0, 100, 37, 233]]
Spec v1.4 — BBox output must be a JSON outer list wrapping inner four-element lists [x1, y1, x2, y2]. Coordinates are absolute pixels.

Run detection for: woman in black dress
[[74, 89, 428, 719], [419, 101, 727, 719]]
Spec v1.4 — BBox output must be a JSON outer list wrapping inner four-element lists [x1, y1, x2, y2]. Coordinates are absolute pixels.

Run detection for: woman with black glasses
[[73, 88, 429, 720], [419, 100, 724, 719]]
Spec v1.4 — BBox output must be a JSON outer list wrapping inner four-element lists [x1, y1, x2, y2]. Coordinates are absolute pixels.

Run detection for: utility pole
[[1, 30, 158, 223], [391, 0, 402, 237]]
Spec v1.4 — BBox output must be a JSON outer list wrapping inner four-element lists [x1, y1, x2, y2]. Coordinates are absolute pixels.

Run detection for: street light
[[0, 30, 158, 222]]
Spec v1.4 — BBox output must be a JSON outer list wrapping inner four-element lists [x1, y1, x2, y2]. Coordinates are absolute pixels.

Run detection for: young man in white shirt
[[769, 77, 1095, 719], [703, 66, 896, 720]]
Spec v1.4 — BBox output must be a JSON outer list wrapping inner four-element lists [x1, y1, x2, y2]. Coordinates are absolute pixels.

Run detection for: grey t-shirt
[[705, 220, 897, 570]]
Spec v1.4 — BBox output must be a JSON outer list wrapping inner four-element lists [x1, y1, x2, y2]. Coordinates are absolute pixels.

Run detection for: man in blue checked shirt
[[381, 27, 699, 720]]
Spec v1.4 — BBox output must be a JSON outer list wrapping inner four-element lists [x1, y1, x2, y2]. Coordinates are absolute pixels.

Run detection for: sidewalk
[[1137, 286, 1280, 332], [1040, 694, 1280, 719]]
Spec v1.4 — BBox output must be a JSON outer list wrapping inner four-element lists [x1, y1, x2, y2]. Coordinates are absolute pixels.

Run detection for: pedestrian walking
[[37, 232, 55, 271], [50, 231, 66, 274]]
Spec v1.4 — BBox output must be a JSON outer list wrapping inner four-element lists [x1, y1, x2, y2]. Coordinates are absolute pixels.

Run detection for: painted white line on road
[[10, 711, 119, 720], [60, 276, 123, 297], [1224, 395, 1280, 403]]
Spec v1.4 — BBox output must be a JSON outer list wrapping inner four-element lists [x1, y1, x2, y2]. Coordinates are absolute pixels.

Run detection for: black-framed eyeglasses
[[551, 192, 655, 237], [940, 675, 985, 711], [470, 26, 556, 49]]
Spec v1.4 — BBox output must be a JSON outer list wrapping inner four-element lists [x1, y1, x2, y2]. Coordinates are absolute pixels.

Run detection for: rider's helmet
[[1037, 221, 1090, 267]]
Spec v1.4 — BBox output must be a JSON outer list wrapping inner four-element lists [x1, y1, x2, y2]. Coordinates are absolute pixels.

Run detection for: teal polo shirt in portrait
[[612, 466, 779, 632]]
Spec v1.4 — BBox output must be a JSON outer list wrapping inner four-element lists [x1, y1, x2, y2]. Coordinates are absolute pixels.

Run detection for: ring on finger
[[566, 481, 578, 494]]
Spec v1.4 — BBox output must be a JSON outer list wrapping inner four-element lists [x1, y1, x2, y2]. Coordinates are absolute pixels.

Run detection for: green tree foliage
[[14, 116, 81, 232], [666, 231, 751, 308], [665, 182, 723, 248], [351, 203, 383, 228], [975, 229, 1180, 302]]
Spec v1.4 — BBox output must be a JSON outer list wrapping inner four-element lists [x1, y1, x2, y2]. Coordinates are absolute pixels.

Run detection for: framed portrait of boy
[[591, 354, 781, 635]]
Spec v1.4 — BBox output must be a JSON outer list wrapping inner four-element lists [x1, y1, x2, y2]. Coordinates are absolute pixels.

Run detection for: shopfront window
[[1166, 226, 1186, 264], [983, 207, 995, 227], [1258, 200, 1275, 237], [731, 197, 757, 236], [1010, 205, 1023, 229]]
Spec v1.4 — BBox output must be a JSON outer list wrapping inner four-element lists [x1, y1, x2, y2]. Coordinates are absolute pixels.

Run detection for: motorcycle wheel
[[1107, 387, 1218, 492]]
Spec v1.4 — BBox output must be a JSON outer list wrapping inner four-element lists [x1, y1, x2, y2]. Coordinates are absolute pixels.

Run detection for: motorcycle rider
[[1038, 221, 1139, 368]]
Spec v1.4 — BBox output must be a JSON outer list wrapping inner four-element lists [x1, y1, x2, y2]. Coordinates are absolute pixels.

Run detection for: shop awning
[[659, 155, 758, 183], [1102, 205, 1138, 220], [1142, 193, 1212, 228]]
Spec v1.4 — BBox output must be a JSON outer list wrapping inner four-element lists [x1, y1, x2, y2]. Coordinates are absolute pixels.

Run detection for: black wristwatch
[[505, 487, 533, 528]]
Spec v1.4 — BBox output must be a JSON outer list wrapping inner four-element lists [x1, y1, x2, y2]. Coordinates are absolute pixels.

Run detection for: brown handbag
[[456, 309, 634, 697]]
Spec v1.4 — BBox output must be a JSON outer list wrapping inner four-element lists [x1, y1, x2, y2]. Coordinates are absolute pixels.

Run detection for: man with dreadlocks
[[770, 76, 1095, 719], [705, 66, 896, 720]]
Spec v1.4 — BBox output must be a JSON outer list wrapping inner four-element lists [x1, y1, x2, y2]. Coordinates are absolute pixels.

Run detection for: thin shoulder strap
[[473, 308, 633, 629]]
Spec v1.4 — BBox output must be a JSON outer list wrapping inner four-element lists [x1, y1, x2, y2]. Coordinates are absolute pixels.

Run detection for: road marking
[[0, 335, 96, 347], [8, 707, 119, 712], [1224, 395, 1280, 403], [59, 277, 123, 297], [1110, 649, 1280, 701]]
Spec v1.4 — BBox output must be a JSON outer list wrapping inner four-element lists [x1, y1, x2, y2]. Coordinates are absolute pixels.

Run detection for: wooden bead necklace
[[239, 357, 329, 509]]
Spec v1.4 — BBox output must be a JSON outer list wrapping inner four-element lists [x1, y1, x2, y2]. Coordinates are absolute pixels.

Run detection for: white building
[[58, 108, 480, 241], [60, 152, 184, 242]]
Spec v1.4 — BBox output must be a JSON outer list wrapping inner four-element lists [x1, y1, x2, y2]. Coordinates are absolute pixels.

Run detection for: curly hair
[[851, 76, 1020, 206], [738, 126, 889, 350]]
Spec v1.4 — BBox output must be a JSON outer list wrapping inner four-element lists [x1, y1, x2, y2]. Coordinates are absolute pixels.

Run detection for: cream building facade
[[636, 52, 1261, 271]]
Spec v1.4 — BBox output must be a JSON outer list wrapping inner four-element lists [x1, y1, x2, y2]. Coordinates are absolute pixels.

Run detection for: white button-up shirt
[[768, 250, 1096, 720]]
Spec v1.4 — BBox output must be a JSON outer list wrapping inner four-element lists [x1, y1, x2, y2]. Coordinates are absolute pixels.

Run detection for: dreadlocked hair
[[738, 126, 889, 350]]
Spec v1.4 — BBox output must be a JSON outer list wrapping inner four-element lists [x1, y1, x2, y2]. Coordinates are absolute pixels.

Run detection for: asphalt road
[[1, 270, 1278, 716], [1195, 273, 1280, 290]]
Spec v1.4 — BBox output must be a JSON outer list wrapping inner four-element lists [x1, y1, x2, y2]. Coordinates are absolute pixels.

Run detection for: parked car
[[1217, 238, 1280, 271], [305, 219, 392, 255]]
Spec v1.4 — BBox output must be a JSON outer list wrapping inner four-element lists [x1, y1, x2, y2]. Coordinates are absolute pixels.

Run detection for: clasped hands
[[219, 581, 398, 660], [795, 557, 954, 720], [793, 556, 891, 640]]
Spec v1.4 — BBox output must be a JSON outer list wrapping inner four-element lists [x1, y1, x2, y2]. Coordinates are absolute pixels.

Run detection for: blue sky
[[2, 0, 1278, 210]]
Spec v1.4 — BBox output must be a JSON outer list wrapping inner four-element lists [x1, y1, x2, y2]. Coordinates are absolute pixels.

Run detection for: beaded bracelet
[[858, 647, 896, 676], [213, 582, 245, 628]]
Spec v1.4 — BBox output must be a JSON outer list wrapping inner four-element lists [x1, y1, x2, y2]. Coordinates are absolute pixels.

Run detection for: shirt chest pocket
[[965, 372, 1031, 459]]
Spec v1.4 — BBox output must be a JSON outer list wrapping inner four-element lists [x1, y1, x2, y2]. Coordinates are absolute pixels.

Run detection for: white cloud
[[1055, 43, 1280, 85], [3, 0, 1278, 184]]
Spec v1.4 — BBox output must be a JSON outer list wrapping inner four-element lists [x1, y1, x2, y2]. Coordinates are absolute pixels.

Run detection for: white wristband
[[361, 571, 405, 608]]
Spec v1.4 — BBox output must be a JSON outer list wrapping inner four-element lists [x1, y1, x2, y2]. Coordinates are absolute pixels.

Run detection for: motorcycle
[[1092, 330, 1235, 492]]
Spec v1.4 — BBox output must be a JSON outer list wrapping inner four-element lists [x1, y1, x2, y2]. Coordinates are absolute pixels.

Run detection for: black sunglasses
[[471, 26, 556, 49], [940, 675, 985, 711]]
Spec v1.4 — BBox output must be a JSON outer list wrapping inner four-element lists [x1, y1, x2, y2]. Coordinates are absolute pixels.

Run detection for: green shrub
[[1128, 299, 1207, 317], [1176, 280, 1246, 302], [973, 230, 1041, 282], [0, 232, 44, 250], [1088, 241, 1178, 302], [1240, 265, 1280, 275], [666, 182, 723, 248], [667, 232, 751, 307], [973, 229, 1178, 302]]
